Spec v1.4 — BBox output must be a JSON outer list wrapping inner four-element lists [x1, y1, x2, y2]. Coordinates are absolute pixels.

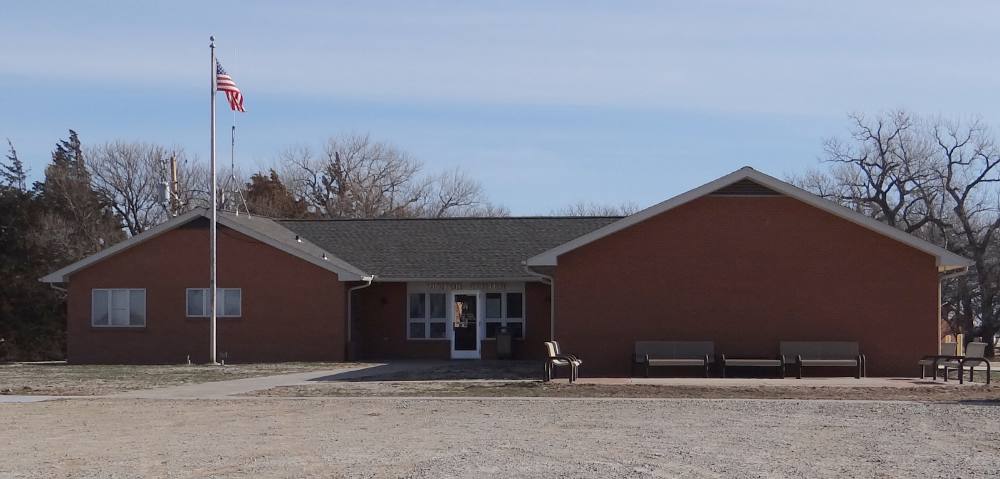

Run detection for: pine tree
[[244, 169, 310, 218], [35, 130, 124, 265], [1, 139, 27, 191]]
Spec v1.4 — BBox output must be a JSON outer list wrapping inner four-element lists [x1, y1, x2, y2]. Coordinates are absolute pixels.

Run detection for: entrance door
[[450, 292, 480, 359]]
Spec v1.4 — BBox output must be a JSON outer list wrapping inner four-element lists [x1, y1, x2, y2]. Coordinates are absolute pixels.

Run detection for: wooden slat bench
[[633, 341, 714, 378], [780, 341, 865, 379]]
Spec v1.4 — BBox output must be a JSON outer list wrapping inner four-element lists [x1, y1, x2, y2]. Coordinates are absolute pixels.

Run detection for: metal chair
[[543, 341, 582, 382]]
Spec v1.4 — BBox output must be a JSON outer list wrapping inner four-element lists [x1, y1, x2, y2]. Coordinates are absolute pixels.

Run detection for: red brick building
[[42, 168, 970, 375]]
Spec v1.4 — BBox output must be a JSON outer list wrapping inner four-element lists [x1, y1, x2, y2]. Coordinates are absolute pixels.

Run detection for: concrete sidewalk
[[111, 361, 437, 399], [576, 377, 962, 388]]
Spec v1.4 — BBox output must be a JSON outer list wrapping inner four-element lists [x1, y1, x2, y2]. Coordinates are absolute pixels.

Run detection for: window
[[92, 289, 146, 327], [484, 291, 525, 339], [407, 292, 447, 339], [186, 288, 242, 317]]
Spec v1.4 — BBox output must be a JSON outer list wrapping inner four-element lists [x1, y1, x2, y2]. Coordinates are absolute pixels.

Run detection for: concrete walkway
[[111, 361, 437, 399], [0, 395, 64, 403], [3, 360, 992, 402], [577, 377, 968, 387]]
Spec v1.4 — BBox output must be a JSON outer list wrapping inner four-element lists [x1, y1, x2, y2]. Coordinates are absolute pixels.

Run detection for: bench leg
[[969, 366, 975, 384], [721, 364, 727, 379], [779, 364, 785, 379], [645, 362, 649, 378], [856, 363, 861, 379], [920, 365, 925, 379]]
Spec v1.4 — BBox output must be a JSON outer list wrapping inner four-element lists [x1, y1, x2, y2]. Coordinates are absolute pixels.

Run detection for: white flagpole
[[209, 36, 218, 365]]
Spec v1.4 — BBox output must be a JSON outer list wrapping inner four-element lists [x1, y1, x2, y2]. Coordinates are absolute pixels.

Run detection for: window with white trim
[[484, 291, 524, 339], [407, 292, 447, 339], [186, 288, 242, 317], [91, 289, 146, 327]]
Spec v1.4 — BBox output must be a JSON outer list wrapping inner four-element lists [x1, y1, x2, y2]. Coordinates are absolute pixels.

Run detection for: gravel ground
[[0, 362, 358, 396], [2, 397, 999, 478]]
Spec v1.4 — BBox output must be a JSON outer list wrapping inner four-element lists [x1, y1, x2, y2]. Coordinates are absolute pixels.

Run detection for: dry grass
[[254, 380, 1000, 402], [0, 362, 352, 396]]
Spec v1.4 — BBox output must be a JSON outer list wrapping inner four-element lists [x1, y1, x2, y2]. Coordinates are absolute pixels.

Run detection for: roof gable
[[40, 209, 366, 283], [526, 167, 972, 271]]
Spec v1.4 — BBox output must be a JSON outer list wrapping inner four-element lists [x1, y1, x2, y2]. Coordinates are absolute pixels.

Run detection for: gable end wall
[[67, 220, 346, 364], [553, 195, 939, 376]]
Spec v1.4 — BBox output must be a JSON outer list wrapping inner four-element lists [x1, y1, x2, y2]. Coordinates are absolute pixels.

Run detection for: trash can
[[496, 327, 513, 360]]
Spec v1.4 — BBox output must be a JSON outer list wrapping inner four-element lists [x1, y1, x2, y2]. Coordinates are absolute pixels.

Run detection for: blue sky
[[2, 1, 999, 214]]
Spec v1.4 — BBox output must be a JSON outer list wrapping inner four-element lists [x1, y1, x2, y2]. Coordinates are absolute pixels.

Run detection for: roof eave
[[526, 167, 975, 269], [39, 209, 369, 283]]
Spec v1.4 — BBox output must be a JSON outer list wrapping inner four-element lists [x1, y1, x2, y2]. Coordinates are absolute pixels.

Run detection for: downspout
[[523, 263, 555, 341], [346, 275, 375, 361]]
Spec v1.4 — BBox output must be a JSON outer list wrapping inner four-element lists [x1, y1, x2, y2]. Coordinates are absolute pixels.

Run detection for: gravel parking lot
[[2, 397, 998, 478]]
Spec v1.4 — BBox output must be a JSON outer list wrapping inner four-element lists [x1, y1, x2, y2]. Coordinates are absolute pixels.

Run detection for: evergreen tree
[[0, 141, 63, 360], [244, 169, 310, 218], [2, 139, 26, 191], [35, 130, 124, 264]]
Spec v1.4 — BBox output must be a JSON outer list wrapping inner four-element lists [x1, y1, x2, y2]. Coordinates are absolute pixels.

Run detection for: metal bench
[[633, 341, 714, 378], [918, 342, 958, 380], [780, 341, 865, 379], [720, 354, 785, 378], [938, 342, 991, 385]]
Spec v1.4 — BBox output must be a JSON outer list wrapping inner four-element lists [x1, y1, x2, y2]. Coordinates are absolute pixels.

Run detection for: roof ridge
[[275, 215, 626, 222]]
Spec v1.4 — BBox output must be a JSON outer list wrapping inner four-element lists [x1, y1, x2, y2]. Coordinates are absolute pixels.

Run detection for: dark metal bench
[[918, 342, 958, 380], [633, 341, 714, 378], [720, 354, 785, 378], [780, 341, 865, 379], [938, 342, 991, 384]]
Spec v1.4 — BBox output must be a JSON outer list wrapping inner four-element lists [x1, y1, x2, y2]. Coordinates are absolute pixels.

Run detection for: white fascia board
[[526, 167, 973, 270]]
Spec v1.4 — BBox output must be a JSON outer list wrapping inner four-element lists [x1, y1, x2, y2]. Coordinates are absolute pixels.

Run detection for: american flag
[[216, 60, 245, 112]]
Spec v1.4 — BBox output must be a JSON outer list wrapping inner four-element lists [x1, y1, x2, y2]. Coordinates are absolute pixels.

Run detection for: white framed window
[[484, 291, 524, 339], [407, 292, 448, 339], [186, 288, 242, 317], [91, 289, 146, 327]]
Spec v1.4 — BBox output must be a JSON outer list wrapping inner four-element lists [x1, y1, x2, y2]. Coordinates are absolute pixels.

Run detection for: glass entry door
[[450, 292, 480, 359]]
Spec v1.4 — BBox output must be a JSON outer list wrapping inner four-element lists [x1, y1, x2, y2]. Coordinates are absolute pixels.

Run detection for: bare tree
[[803, 111, 1000, 354], [280, 134, 504, 218], [87, 141, 184, 236], [814, 111, 937, 234], [552, 201, 640, 216], [930, 118, 1000, 352]]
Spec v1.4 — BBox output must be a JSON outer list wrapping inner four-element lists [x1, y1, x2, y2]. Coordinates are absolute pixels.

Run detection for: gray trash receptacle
[[497, 327, 513, 360]]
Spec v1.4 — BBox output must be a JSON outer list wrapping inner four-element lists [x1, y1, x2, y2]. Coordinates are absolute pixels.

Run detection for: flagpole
[[209, 35, 218, 365]]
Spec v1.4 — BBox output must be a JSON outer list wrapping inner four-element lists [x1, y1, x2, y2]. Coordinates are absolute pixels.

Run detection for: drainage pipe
[[522, 263, 555, 341], [346, 275, 375, 360]]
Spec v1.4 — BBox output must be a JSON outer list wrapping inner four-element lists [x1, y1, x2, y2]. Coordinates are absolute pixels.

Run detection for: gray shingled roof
[[276, 217, 621, 280]]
